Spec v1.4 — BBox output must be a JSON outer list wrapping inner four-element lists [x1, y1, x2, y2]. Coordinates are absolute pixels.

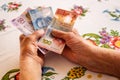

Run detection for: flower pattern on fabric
[[71, 5, 88, 17], [1, 69, 20, 80], [87, 74, 92, 79], [42, 66, 57, 80], [97, 74, 103, 78], [103, 9, 120, 21], [83, 28, 120, 50], [62, 66, 87, 80], [1, 2, 22, 12], [109, 37, 120, 50], [0, 19, 9, 31], [1, 67, 57, 80]]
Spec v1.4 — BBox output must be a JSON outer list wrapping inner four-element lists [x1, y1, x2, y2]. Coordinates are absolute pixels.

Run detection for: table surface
[[0, 0, 120, 80]]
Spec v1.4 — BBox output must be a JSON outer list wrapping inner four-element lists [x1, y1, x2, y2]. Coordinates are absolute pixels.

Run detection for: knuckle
[[25, 36, 32, 41], [62, 32, 74, 41], [19, 35, 22, 40], [67, 32, 75, 38], [19, 34, 24, 41], [33, 31, 38, 35]]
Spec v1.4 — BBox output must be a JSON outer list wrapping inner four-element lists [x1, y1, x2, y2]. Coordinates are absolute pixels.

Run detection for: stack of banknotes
[[11, 7, 78, 54]]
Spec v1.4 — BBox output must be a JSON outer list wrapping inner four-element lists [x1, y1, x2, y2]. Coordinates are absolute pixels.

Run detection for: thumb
[[30, 29, 45, 41], [52, 29, 75, 41], [19, 34, 25, 42], [52, 29, 67, 40]]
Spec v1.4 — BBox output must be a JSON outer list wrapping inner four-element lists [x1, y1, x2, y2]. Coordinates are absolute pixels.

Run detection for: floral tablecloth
[[0, 0, 120, 80]]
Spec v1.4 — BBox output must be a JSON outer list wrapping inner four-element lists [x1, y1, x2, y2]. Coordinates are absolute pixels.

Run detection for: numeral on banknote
[[42, 38, 52, 45], [38, 8, 78, 54], [17, 18, 25, 24]]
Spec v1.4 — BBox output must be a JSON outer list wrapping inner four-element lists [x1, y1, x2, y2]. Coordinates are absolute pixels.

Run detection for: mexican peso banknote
[[38, 8, 78, 54]]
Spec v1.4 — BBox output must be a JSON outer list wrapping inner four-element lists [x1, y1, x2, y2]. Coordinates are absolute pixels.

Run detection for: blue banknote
[[29, 7, 53, 30], [38, 9, 78, 54]]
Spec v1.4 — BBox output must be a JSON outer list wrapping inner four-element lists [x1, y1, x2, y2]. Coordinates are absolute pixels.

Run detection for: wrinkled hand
[[52, 29, 97, 70], [20, 29, 45, 65]]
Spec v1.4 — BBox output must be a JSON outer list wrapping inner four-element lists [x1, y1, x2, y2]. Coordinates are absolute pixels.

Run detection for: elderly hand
[[52, 29, 120, 78], [20, 29, 45, 65], [52, 29, 95, 65], [19, 29, 45, 80]]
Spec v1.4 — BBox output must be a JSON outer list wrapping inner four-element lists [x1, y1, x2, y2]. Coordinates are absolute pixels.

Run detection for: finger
[[52, 29, 75, 41], [72, 28, 83, 40], [30, 29, 45, 41], [52, 29, 68, 40], [72, 28, 79, 35], [19, 34, 25, 42], [27, 52, 44, 65], [37, 49, 45, 60], [62, 46, 78, 64]]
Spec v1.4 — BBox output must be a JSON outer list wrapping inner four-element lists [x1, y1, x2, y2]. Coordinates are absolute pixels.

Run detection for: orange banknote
[[38, 8, 78, 54]]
